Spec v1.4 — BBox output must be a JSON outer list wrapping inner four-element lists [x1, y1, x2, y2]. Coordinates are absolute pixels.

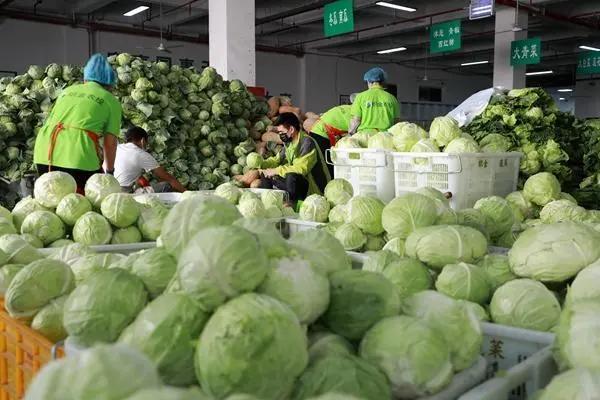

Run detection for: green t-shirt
[[311, 105, 352, 139], [33, 81, 122, 171], [350, 86, 400, 133]]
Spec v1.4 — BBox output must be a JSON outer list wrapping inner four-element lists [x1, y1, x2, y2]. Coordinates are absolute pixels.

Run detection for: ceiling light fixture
[[461, 60, 489, 66], [579, 45, 600, 52], [375, 2, 417, 12], [525, 70, 553, 76], [377, 47, 407, 54], [559, 97, 566, 101], [557, 88, 573, 92], [123, 5, 149, 17]]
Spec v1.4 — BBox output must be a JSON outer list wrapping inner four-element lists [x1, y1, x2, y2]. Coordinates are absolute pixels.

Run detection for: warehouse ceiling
[[1, 0, 600, 85]]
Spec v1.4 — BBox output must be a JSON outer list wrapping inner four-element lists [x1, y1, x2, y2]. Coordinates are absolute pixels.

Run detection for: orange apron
[[47, 122, 102, 194], [319, 119, 347, 146]]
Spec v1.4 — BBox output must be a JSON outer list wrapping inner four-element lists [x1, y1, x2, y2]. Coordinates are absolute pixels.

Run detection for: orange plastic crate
[[0, 300, 63, 400]]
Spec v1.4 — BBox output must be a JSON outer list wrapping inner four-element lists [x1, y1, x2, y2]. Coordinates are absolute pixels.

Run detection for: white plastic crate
[[326, 148, 395, 202], [474, 323, 555, 400], [39, 242, 156, 256], [391, 152, 521, 210], [458, 347, 557, 400], [280, 218, 325, 238]]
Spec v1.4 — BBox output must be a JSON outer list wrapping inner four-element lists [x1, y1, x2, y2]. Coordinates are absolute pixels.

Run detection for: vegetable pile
[[0, 54, 271, 207], [15, 191, 494, 400]]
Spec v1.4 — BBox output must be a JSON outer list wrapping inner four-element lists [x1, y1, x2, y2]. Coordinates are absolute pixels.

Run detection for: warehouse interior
[[1, 0, 599, 119]]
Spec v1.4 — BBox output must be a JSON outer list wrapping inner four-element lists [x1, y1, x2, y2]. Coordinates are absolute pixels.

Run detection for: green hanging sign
[[510, 38, 541, 66], [577, 51, 600, 74], [324, 0, 354, 38], [430, 20, 462, 53]]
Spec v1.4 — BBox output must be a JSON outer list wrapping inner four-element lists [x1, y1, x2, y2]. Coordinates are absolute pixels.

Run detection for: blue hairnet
[[83, 53, 116, 86], [363, 67, 387, 83]]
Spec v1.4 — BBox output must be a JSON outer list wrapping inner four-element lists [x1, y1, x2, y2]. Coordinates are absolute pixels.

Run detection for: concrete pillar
[[493, 5, 528, 89], [575, 79, 600, 118], [209, 0, 256, 85]]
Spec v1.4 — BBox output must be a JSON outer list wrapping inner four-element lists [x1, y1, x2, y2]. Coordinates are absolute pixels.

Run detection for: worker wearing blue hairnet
[[349, 67, 400, 136], [34, 53, 121, 192]]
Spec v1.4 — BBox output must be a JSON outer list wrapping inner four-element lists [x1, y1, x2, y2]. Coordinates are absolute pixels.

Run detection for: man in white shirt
[[115, 126, 186, 193]]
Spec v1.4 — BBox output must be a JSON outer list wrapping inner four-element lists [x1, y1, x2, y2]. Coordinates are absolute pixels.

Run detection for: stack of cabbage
[[8, 171, 168, 247], [334, 116, 482, 154], [211, 182, 296, 218], [17, 194, 488, 400], [0, 54, 270, 204]]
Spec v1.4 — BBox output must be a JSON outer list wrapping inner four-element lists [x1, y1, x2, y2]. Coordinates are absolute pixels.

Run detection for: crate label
[[348, 152, 361, 160], [499, 158, 509, 167], [478, 159, 488, 168]]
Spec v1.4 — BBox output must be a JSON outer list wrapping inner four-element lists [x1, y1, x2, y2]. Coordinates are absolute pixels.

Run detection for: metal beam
[[73, 0, 116, 14], [256, 1, 329, 26]]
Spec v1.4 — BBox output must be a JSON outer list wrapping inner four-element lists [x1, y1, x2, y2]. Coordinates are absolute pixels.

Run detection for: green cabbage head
[[119, 293, 208, 386], [300, 195, 330, 222], [359, 316, 453, 398], [72, 212, 113, 245], [346, 195, 384, 235], [20, 211, 66, 246], [508, 222, 600, 282], [84, 173, 122, 208], [288, 229, 352, 276], [522, 172, 561, 206], [324, 179, 353, 206], [24, 343, 161, 400], [195, 293, 308, 399], [535, 368, 600, 400], [31, 295, 68, 342], [474, 196, 514, 238], [258, 256, 329, 324], [554, 300, 600, 370], [323, 270, 401, 340], [334, 223, 366, 251], [382, 193, 438, 239], [5, 259, 74, 319], [402, 290, 482, 371], [55, 194, 92, 226], [489, 279, 560, 331], [435, 262, 491, 305], [429, 116, 462, 147], [33, 171, 76, 208], [100, 193, 140, 228], [168, 226, 268, 311]]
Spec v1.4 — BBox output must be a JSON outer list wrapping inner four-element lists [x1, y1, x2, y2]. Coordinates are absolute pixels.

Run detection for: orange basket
[[0, 299, 63, 400]]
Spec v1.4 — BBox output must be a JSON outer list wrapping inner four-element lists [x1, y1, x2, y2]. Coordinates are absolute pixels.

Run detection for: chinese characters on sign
[[323, 0, 354, 38], [577, 51, 600, 74], [510, 38, 541, 66], [430, 20, 462, 54]]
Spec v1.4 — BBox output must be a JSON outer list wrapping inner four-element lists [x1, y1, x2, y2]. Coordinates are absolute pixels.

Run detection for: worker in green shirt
[[309, 104, 352, 176], [255, 112, 331, 203], [349, 67, 400, 135], [33, 53, 121, 193]]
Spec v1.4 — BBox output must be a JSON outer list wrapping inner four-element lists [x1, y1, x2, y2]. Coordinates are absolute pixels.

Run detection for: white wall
[[0, 18, 491, 115]]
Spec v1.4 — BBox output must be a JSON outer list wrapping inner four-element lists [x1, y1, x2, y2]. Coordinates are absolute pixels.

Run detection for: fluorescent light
[[526, 70, 553, 76], [461, 60, 489, 66], [579, 45, 600, 52], [377, 47, 407, 54], [375, 2, 416, 12], [559, 97, 566, 101], [557, 88, 573, 92], [124, 6, 149, 16], [472, 8, 493, 15], [472, 5, 493, 11]]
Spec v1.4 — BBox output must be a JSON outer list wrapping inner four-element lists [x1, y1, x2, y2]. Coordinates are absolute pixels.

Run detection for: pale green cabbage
[[334, 223, 366, 251], [474, 196, 514, 238], [429, 116, 461, 147], [55, 193, 92, 226], [346, 195, 384, 235], [195, 293, 308, 399], [288, 230, 352, 275], [30, 295, 68, 342], [536, 368, 600, 400], [555, 300, 600, 370], [100, 193, 140, 228], [33, 171, 77, 208], [523, 172, 561, 206], [300, 194, 330, 222], [84, 173, 122, 208], [489, 279, 560, 331], [435, 262, 491, 305], [72, 211, 112, 245], [382, 193, 438, 239], [477, 254, 516, 290], [0, 234, 43, 264], [20, 210, 65, 246], [307, 332, 354, 364], [324, 179, 353, 206], [215, 182, 242, 204], [444, 137, 479, 153], [111, 226, 143, 244], [359, 316, 453, 398]]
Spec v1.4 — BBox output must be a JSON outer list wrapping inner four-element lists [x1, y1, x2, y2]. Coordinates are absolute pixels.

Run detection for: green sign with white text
[[577, 51, 600, 74], [324, 0, 354, 38], [511, 38, 541, 66], [430, 20, 462, 53]]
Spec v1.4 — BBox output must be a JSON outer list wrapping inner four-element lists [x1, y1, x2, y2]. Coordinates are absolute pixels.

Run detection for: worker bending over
[[255, 113, 331, 203], [309, 104, 352, 176], [349, 67, 400, 136], [114, 126, 186, 193]]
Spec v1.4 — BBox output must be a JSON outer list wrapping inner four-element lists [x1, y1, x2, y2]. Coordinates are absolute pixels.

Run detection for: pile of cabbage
[[212, 182, 296, 218], [464, 88, 596, 193], [0, 54, 270, 206], [334, 116, 484, 155], [6, 171, 168, 247], [14, 192, 490, 400]]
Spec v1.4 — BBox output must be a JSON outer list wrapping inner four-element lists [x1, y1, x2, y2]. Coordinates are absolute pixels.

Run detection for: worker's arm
[[348, 116, 361, 135], [104, 96, 122, 172], [151, 166, 186, 192], [260, 149, 285, 168], [275, 138, 317, 177], [103, 134, 118, 172]]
